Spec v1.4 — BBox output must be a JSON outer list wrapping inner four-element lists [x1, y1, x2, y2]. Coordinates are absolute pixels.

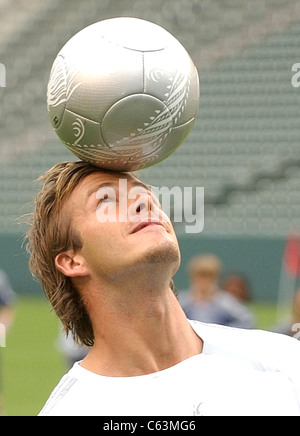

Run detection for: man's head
[[187, 254, 222, 300], [26, 161, 180, 346]]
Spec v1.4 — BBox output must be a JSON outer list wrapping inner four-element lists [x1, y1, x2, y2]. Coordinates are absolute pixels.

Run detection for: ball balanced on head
[[47, 17, 199, 171]]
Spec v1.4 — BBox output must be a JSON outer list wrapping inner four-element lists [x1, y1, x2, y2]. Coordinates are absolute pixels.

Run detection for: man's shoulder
[[189, 319, 300, 374], [38, 368, 81, 416]]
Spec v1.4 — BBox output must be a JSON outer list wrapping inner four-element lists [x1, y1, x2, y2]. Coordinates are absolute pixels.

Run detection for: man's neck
[[80, 288, 203, 377]]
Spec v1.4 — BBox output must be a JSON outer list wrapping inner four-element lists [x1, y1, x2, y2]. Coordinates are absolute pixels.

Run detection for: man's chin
[[141, 239, 180, 266], [105, 240, 180, 286]]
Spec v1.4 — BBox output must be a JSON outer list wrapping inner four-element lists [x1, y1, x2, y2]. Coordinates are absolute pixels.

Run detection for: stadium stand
[[0, 0, 300, 235]]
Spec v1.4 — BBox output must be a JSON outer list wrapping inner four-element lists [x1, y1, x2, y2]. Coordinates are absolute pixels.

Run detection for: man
[[26, 161, 300, 416], [180, 255, 255, 328]]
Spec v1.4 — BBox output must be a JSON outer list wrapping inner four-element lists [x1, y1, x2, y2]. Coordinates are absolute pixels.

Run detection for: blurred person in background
[[222, 272, 252, 303], [57, 329, 89, 369], [273, 288, 300, 339], [180, 255, 255, 329], [0, 269, 16, 331], [0, 268, 17, 414]]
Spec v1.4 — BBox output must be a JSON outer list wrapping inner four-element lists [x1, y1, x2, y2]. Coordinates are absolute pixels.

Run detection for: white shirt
[[39, 320, 300, 416]]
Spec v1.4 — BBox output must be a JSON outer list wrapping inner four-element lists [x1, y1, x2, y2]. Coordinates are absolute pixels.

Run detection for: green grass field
[[1, 296, 279, 416], [2, 297, 65, 416]]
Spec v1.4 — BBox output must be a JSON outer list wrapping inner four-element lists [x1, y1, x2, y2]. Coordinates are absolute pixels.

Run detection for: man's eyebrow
[[129, 180, 152, 191], [86, 179, 151, 201], [86, 182, 117, 202]]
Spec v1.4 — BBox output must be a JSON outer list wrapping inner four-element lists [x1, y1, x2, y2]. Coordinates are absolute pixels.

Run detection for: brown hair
[[26, 160, 109, 347]]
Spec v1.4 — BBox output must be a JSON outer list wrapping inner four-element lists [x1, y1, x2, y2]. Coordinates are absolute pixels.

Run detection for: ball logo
[[111, 70, 189, 153], [47, 56, 82, 111], [72, 118, 85, 145], [147, 69, 166, 83]]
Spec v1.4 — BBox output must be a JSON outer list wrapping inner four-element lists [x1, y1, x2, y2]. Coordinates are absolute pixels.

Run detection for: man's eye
[[97, 194, 112, 207]]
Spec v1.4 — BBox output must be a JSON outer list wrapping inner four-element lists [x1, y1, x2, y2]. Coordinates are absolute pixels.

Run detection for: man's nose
[[135, 194, 152, 214]]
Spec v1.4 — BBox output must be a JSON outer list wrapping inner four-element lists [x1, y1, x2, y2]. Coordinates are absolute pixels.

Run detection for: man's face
[[62, 170, 180, 283], [191, 272, 218, 298]]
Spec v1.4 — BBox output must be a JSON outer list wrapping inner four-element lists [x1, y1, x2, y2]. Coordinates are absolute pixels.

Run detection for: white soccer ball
[[47, 17, 200, 171]]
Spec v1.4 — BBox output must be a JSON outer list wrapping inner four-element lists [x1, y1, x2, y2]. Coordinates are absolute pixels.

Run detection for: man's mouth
[[131, 220, 165, 234]]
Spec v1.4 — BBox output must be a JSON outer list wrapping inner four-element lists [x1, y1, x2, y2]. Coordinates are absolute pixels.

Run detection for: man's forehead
[[72, 170, 149, 199], [86, 169, 138, 184]]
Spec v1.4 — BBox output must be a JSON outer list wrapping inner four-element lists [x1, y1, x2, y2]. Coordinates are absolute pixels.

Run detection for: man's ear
[[55, 250, 89, 278]]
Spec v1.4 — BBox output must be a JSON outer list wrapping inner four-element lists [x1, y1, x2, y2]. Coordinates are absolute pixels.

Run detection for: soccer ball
[[47, 17, 199, 171]]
